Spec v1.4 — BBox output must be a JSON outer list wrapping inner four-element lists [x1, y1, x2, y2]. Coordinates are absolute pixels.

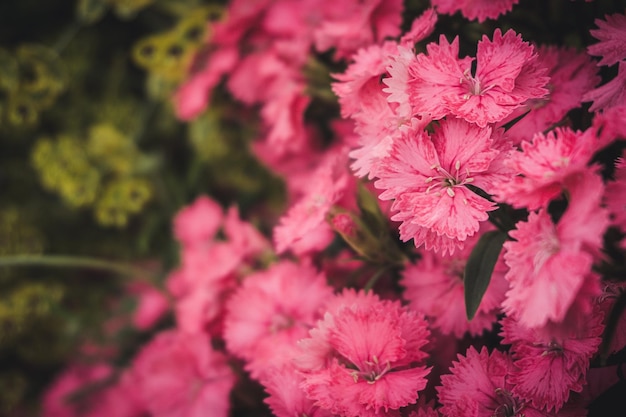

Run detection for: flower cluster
[[39, 1, 626, 417]]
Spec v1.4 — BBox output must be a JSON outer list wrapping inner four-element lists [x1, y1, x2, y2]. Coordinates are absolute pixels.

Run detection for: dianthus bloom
[[503, 46, 599, 144], [392, 29, 548, 127], [431, 0, 520, 23], [587, 13, 626, 67], [502, 172, 609, 331], [493, 127, 597, 210], [130, 330, 235, 417], [375, 117, 510, 254], [297, 290, 431, 417], [437, 346, 587, 417], [500, 310, 604, 413], [223, 260, 334, 379], [401, 227, 508, 337]]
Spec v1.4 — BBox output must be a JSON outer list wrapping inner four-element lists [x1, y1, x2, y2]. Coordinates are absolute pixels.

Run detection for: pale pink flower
[[375, 118, 510, 254], [583, 61, 626, 111], [130, 330, 235, 417], [223, 260, 333, 379], [501, 309, 604, 412], [502, 171, 609, 330], [587, 13, 626, 67], [83, 371, 145, 417], [173, 195, 223, 249], [503, 46, 600, 144], [431, 0, 520, 22], [589, 104, 626, 149], [297, 290, 431, 417], [401, 227, 508, 338], [493, 127, 596, 210], [402, 29, 548, 127]]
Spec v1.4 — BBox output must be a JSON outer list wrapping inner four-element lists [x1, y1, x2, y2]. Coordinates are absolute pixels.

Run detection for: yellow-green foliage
[[0, 44, 67, 128], [31, 124, 153, 226]]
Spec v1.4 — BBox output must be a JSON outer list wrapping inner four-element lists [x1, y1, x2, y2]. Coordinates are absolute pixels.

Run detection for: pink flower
[[261, 365, 333, 417], [297, 290, 431, 417], [375, 118, 509, 254], [130, 330, 235, 417], [401, 227, 508, 338], [493, 127, 596, 210], [503, 46, 600, 144], [313, 0, 404, 60], [502, 171, 609, 330], [401, 29, 548, 127], [126, 282, 169, 331], [436, 346, 586, 417], [42, 364, 112, 417], [587, 13, 626, 67], [583, 61, 626, 111], [500, 309, 604, 413], [605, 152, 626, 232], [431, 0, 520, 22], [438, 347, 516, 417], [173, 195, 223, 249], [223, 260, 334, 379], [274, 146, 354, 254]]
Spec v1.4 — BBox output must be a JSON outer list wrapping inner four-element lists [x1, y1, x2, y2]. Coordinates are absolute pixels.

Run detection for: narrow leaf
[[464, 230, 507, 320]]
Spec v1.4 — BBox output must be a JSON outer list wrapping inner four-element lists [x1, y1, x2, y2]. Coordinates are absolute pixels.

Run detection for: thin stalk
[[0, 254, 157, 282]]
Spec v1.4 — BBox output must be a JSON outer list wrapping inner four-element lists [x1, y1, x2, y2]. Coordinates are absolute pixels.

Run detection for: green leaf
[[464, 230, 507, 320]]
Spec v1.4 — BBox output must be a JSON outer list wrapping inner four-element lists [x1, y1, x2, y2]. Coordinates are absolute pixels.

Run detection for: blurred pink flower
[[431, 0, 520, 22], [587, 13, 626, 67], [130, 330, 235, 417]]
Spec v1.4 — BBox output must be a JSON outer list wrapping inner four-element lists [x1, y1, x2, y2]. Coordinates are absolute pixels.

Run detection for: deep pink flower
[[223, 260, 333, 379], [431, 0, 520, 23], [587, 13, 626, 67], [504, 46, 600, 144], [493, 127, 597, 210], [131, 330, 235, 417], [437, 346, 586, 417], [605, 153, 626, 232], [297, 290, 431, 417], [583, 61, 626, 111], [261, 365, 333, 417], [500, 309, 604, 413], [502, 171, 609, 329], [401, 227, 508, 337], [375, 118, 510, 254], [401, 29, 548, 127]]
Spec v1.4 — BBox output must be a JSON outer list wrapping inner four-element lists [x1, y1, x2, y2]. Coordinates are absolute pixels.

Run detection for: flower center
[[492, 388, 524, 417], [349, 355, 392, 384], [425, 160, 474, 197], [460, 69, 495, 99]]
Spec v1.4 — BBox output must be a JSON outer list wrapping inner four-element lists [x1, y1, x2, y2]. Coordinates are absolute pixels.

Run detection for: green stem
[[363, 266, 390, 293], [0, 254, 157, 282]]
